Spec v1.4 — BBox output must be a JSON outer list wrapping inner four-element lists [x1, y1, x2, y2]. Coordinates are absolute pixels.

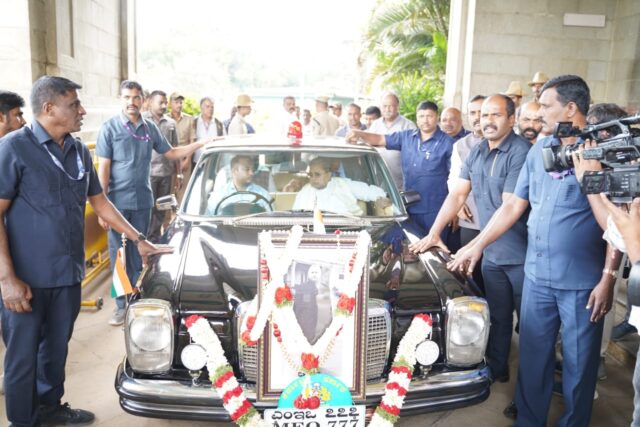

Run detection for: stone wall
[[445, 0, 640, 113], [0, 0, 129, 141]]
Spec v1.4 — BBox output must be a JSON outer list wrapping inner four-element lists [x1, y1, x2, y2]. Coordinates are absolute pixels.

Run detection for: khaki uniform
[[168, 112, 196, 202], [311, 111, 340, 137]]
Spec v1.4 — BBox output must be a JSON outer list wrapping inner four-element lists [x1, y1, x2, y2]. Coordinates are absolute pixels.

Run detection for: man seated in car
[[207, 155, 272, 215], [291, 157, 391, 216]]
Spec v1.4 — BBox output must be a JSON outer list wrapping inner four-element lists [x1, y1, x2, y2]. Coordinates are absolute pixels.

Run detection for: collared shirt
[[170, 112, 196, 146], [449, 132, 483, 230], [292, 178, 386, 216], [513, 136, 606, 289], [461, 131, 530, 264], [194, 115, 225, 164], [0, 121, 102, 288], [207, 181, 271, 215], [311, 111, 340, 137], [143, 112, 178, 177], [386, 127, 453, 214], [369, 115, 417, 191], [335, 123, 366, 137], [451, 127, 470, 142], [96, 113, 172, 210], [228, 114, 250, 135]]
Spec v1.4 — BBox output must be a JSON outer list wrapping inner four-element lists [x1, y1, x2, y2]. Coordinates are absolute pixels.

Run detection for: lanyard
[[120, 115, 151, 142], [27, 126, 86, 181]]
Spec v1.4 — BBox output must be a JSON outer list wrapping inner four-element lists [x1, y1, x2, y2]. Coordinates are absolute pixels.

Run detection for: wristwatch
[[177, 174, 184, 179], [134, 233, 147, 245]]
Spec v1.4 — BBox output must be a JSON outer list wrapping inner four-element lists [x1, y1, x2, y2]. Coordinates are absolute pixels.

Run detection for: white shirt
[[369, 115, 417, 191], [277, 110, 298, 136], [194, 115, 226, 164], [292, 177, 386, 216], [228, 115, 249, 135], [448, 133, 483, 230]]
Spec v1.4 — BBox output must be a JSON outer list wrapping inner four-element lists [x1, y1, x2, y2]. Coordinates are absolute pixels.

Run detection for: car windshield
[[182, 148, 406, 218]]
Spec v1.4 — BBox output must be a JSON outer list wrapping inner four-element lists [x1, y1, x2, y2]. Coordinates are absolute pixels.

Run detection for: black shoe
[[612, 321, 637, 341], [39, 402, 95, 426], [503, 401, 517, 420], [493, 372, 510, 383]]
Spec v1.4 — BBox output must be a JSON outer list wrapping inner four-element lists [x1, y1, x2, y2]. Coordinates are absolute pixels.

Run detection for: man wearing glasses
[[291, 157, 390, 216]]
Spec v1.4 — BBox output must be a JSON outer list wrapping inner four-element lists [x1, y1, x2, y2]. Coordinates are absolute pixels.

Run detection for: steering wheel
[[213, 191, 273, 215]]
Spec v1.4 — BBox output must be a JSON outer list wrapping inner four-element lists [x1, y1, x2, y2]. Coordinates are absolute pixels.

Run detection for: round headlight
[[415, 340, 439, 366], [130, 316, 171, 351], [181, 344, 207, 371], [449, 310, 485, 346]]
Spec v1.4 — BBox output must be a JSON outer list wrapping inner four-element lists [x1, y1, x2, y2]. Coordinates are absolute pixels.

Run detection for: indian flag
[[313, 205, 325, 234], [112, 247, 133, 297]]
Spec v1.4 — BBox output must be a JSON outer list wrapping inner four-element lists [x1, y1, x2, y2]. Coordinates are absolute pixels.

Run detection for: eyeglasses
[[307, 171, 328, 178]]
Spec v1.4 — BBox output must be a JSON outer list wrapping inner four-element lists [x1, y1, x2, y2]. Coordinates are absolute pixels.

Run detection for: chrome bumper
[[116, 358, 491, 421]]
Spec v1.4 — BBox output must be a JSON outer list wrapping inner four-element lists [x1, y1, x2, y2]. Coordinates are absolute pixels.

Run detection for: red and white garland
[[241, 226, 370, 374], [184, 313, 433, 427]]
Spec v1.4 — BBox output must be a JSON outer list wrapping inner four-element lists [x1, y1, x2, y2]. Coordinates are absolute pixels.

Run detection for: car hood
[[139, 219, 475, 317]]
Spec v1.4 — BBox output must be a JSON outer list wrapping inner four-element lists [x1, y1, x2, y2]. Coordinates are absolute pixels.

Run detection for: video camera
[[541, 113, 640, 203]]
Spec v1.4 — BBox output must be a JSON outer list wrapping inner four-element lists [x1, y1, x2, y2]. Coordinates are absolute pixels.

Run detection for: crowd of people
[[0, 69, 639, 427]]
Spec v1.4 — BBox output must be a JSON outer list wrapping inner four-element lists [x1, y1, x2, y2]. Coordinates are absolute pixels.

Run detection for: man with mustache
[[142, 90, 179, 243], [517, 100, 543, 144], [277, 95, 298, 136], [0, 76, 172, 426], [409, 94, 530, 384], [97, 80, 210, 326]]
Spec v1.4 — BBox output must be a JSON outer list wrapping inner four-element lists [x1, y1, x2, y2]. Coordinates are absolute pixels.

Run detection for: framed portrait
[[257, 232, 368, 401]]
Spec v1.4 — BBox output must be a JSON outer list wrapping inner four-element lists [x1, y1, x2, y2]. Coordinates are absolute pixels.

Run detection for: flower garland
[[185, 312, 433, 427], [242, 228, 371, 375], [369, 313, 433, 427]]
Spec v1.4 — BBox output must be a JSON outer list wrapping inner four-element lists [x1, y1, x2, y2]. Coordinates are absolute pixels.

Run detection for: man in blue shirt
[[0, 76, 170, 427], [347, 101, 453, 237], [207, 155, 272, 215], [409, 94, 530, 383], [450, 75, 618, 426], [97, 80, 210, 326]]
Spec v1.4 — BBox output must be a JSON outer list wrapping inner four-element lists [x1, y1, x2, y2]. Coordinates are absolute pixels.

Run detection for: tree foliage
[[361, 0, 449, 110]]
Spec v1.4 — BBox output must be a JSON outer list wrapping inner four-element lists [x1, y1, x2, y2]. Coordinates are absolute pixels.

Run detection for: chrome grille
[[236, 298, 391, 382]]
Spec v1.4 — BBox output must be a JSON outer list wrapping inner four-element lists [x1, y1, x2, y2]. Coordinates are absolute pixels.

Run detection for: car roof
[[202, 134, 379, 153]]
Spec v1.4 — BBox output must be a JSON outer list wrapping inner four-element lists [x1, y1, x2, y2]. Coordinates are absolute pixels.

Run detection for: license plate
[[264, 405, 365, 427]]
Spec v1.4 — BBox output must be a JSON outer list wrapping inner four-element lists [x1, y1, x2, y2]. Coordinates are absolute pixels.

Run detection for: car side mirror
[[156, 194, 178, 212], [400, 190, 421, 206]]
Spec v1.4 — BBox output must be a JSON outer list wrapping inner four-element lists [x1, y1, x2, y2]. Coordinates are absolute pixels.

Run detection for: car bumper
[[115, 359, 492, 421]]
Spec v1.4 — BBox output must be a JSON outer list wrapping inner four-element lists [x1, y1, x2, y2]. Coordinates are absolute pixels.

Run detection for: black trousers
[[149, 175, 173, 243], [1, 284, 81, 427]]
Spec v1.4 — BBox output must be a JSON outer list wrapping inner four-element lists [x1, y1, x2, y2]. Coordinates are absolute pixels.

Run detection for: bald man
[[517, 101, 543, 144], [440, 107, 469, 142]]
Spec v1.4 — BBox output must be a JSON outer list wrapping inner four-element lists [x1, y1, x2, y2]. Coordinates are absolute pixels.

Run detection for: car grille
[[237, 298, 391, 382]]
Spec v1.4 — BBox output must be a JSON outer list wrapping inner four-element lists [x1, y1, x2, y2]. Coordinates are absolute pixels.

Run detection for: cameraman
[[600, 195, 640, 424], [449, 75, 618, 426]]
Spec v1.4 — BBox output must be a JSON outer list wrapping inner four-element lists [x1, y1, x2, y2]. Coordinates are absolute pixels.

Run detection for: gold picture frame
[[257, 232, 368, 401]]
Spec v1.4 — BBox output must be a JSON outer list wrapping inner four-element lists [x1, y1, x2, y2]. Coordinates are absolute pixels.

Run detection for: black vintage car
[[115, 135, 491, 422]]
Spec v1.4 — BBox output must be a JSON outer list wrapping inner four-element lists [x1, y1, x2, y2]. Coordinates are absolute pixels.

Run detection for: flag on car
[[313, 196, 325, 234], [112, 247, 133, 296]]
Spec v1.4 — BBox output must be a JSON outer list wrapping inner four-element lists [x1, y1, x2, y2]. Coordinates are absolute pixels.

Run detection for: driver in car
[[207, 155, 272, 215], [292, 157, 391, 216]]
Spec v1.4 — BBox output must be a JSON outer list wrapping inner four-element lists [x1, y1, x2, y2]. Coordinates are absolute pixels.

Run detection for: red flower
[[334, 229, 342, 236], [294, 395, 308, 409], [379, 402, 400, 416], [184, 315, 203, 329], [230, 400, 252, 421], [301, 353, 319, 372], [337, 294, 356, 314], [214, 370, 235, 389], [241, 330, 257, 346], [246, 316, 256, 330], [415, 313, 433, 326], [307, 396, 321, 409], [275, 286, 293, 305]]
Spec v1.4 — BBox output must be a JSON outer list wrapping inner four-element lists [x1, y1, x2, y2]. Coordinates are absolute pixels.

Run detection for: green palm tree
[[360, 0, 449, 102]]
